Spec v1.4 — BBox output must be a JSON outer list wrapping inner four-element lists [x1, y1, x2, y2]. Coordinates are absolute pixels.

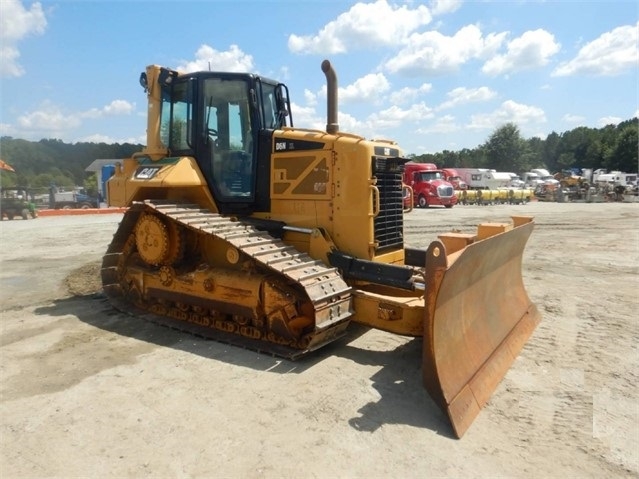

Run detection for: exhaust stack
[[321, 60, 339, 134]]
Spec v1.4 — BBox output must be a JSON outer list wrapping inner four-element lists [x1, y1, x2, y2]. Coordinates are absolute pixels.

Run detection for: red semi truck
[[441, 168, 468, 190], [403, 162, 457, 208]]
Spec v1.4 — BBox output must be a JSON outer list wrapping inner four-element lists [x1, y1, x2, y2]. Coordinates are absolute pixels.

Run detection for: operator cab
[[155, 68, 291, 213]]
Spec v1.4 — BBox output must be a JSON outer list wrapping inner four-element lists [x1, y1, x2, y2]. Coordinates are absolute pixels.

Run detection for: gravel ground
[[1, 201, 637, 478]]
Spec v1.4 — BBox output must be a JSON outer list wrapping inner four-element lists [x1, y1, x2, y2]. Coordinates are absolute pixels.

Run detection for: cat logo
[[135, 166, 162, 179]]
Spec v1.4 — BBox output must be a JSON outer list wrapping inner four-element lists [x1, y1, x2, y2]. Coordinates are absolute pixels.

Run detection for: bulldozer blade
[[422, 217, 541, 438]]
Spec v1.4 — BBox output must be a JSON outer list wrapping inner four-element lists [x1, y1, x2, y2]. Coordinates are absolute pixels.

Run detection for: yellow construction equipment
[[101, 60, 540, 438]]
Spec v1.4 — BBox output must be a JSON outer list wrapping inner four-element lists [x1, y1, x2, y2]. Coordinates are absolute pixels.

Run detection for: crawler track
[[101, 201, 353, 358]]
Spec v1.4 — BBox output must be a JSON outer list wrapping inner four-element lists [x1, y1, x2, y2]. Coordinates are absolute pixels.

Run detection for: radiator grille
[[372, 156, 406, 251], [438, 185, 455, 197]]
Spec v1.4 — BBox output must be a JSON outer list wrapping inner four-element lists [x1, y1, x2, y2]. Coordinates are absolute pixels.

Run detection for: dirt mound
[[64, 260, 102, 296]]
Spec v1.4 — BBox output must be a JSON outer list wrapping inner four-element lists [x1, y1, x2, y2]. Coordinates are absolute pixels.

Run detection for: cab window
[[203, 78, 254, 199], [160, 81, 192, 152]]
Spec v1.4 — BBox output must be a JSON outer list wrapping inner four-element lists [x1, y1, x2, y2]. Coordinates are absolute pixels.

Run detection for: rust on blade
[[422, 216, 541, 438]]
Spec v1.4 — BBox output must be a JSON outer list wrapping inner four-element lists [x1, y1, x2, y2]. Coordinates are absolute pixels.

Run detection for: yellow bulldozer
[[101, 60, 540, 438]]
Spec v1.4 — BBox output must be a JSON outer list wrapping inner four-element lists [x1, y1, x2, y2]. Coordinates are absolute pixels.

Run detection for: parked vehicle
[[506, 173, 525, 189], [552, 170, 590, 201], [441, 168, 467, 190], [530, 168, 559, 187], [592, 170, 637, 188], [402, 162, 457, 208], [49, 187, 99, 209], [522, 172, 543, 188], [456, 168, 513, 190], [1, 187, 38, 220]]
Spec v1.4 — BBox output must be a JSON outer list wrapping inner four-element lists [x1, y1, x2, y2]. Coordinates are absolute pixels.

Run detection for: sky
[[0, 0, 637, 156]]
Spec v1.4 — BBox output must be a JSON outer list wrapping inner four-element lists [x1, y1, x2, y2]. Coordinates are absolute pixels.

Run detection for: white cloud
[[278, 65, 290, 81], [468, 100, 546, 130], [176, 44, 255, 73], [103, 100, 135, 116], [385, 24, 507, 75], [10, 99, 135, 140], [0, 122, 18, 137], [291, 101, 371, 138], [16, 102, 81, 133], [288, 0, 432, 54], [389, 83, 432, 105], [562, 114, 586, 124], [482, 29, 560, 76], [292, 96, 373, 136], [367, 102, 435, 129], [303, 89, 318, 107], [336, 111, 368, 136], [77, 133, 143, 145], [294, 93, 436, 143], [597, 116, 622, 127], [77, 134, 119, 144], [1, 45, 23, 78], [82, 100, 135, 119], [0, 0, 47, 77], [297, 97, 435, 140], [553, 22, 639, 77], [339, 73, 391, 103], [290, 102, 324, 130], [313, 72, 391, 108], [438, 86, 497, 110], [429, 0, 462, 16], [416, 114, 460, 134]]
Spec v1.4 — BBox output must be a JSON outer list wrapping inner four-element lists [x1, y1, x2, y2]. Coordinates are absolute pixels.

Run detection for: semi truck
[[441, 168, 468, 190], [402, 162, 457, 208]]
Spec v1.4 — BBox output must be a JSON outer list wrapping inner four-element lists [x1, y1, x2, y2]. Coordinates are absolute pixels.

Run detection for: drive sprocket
[[134, 213, 183, 266]]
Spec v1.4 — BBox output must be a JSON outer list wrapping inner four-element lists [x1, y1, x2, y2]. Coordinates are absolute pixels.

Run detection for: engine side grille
[[372, 156, 406, 252]]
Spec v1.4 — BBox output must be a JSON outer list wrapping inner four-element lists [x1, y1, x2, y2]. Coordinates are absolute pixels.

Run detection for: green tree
[[523, 137, 544, 171], [84, 174, 99, 197], [542, 132, 560, 171], [0, 171, 18, 188], [0, 136, 142, 188], [606, 123, 639, 172], [483, 123, 528, 172]]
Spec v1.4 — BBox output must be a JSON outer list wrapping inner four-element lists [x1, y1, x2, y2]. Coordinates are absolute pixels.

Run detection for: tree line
[[1, 117, 637, 193], [0, 138, 142, 194], [412, 117, 638, 176]]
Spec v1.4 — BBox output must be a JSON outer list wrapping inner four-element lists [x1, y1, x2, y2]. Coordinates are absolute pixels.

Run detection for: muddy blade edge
[[423, 218, 541, 438]]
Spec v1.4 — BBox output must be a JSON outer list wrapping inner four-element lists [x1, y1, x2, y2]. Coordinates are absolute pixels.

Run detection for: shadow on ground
[[34, 292, 454, 438]]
